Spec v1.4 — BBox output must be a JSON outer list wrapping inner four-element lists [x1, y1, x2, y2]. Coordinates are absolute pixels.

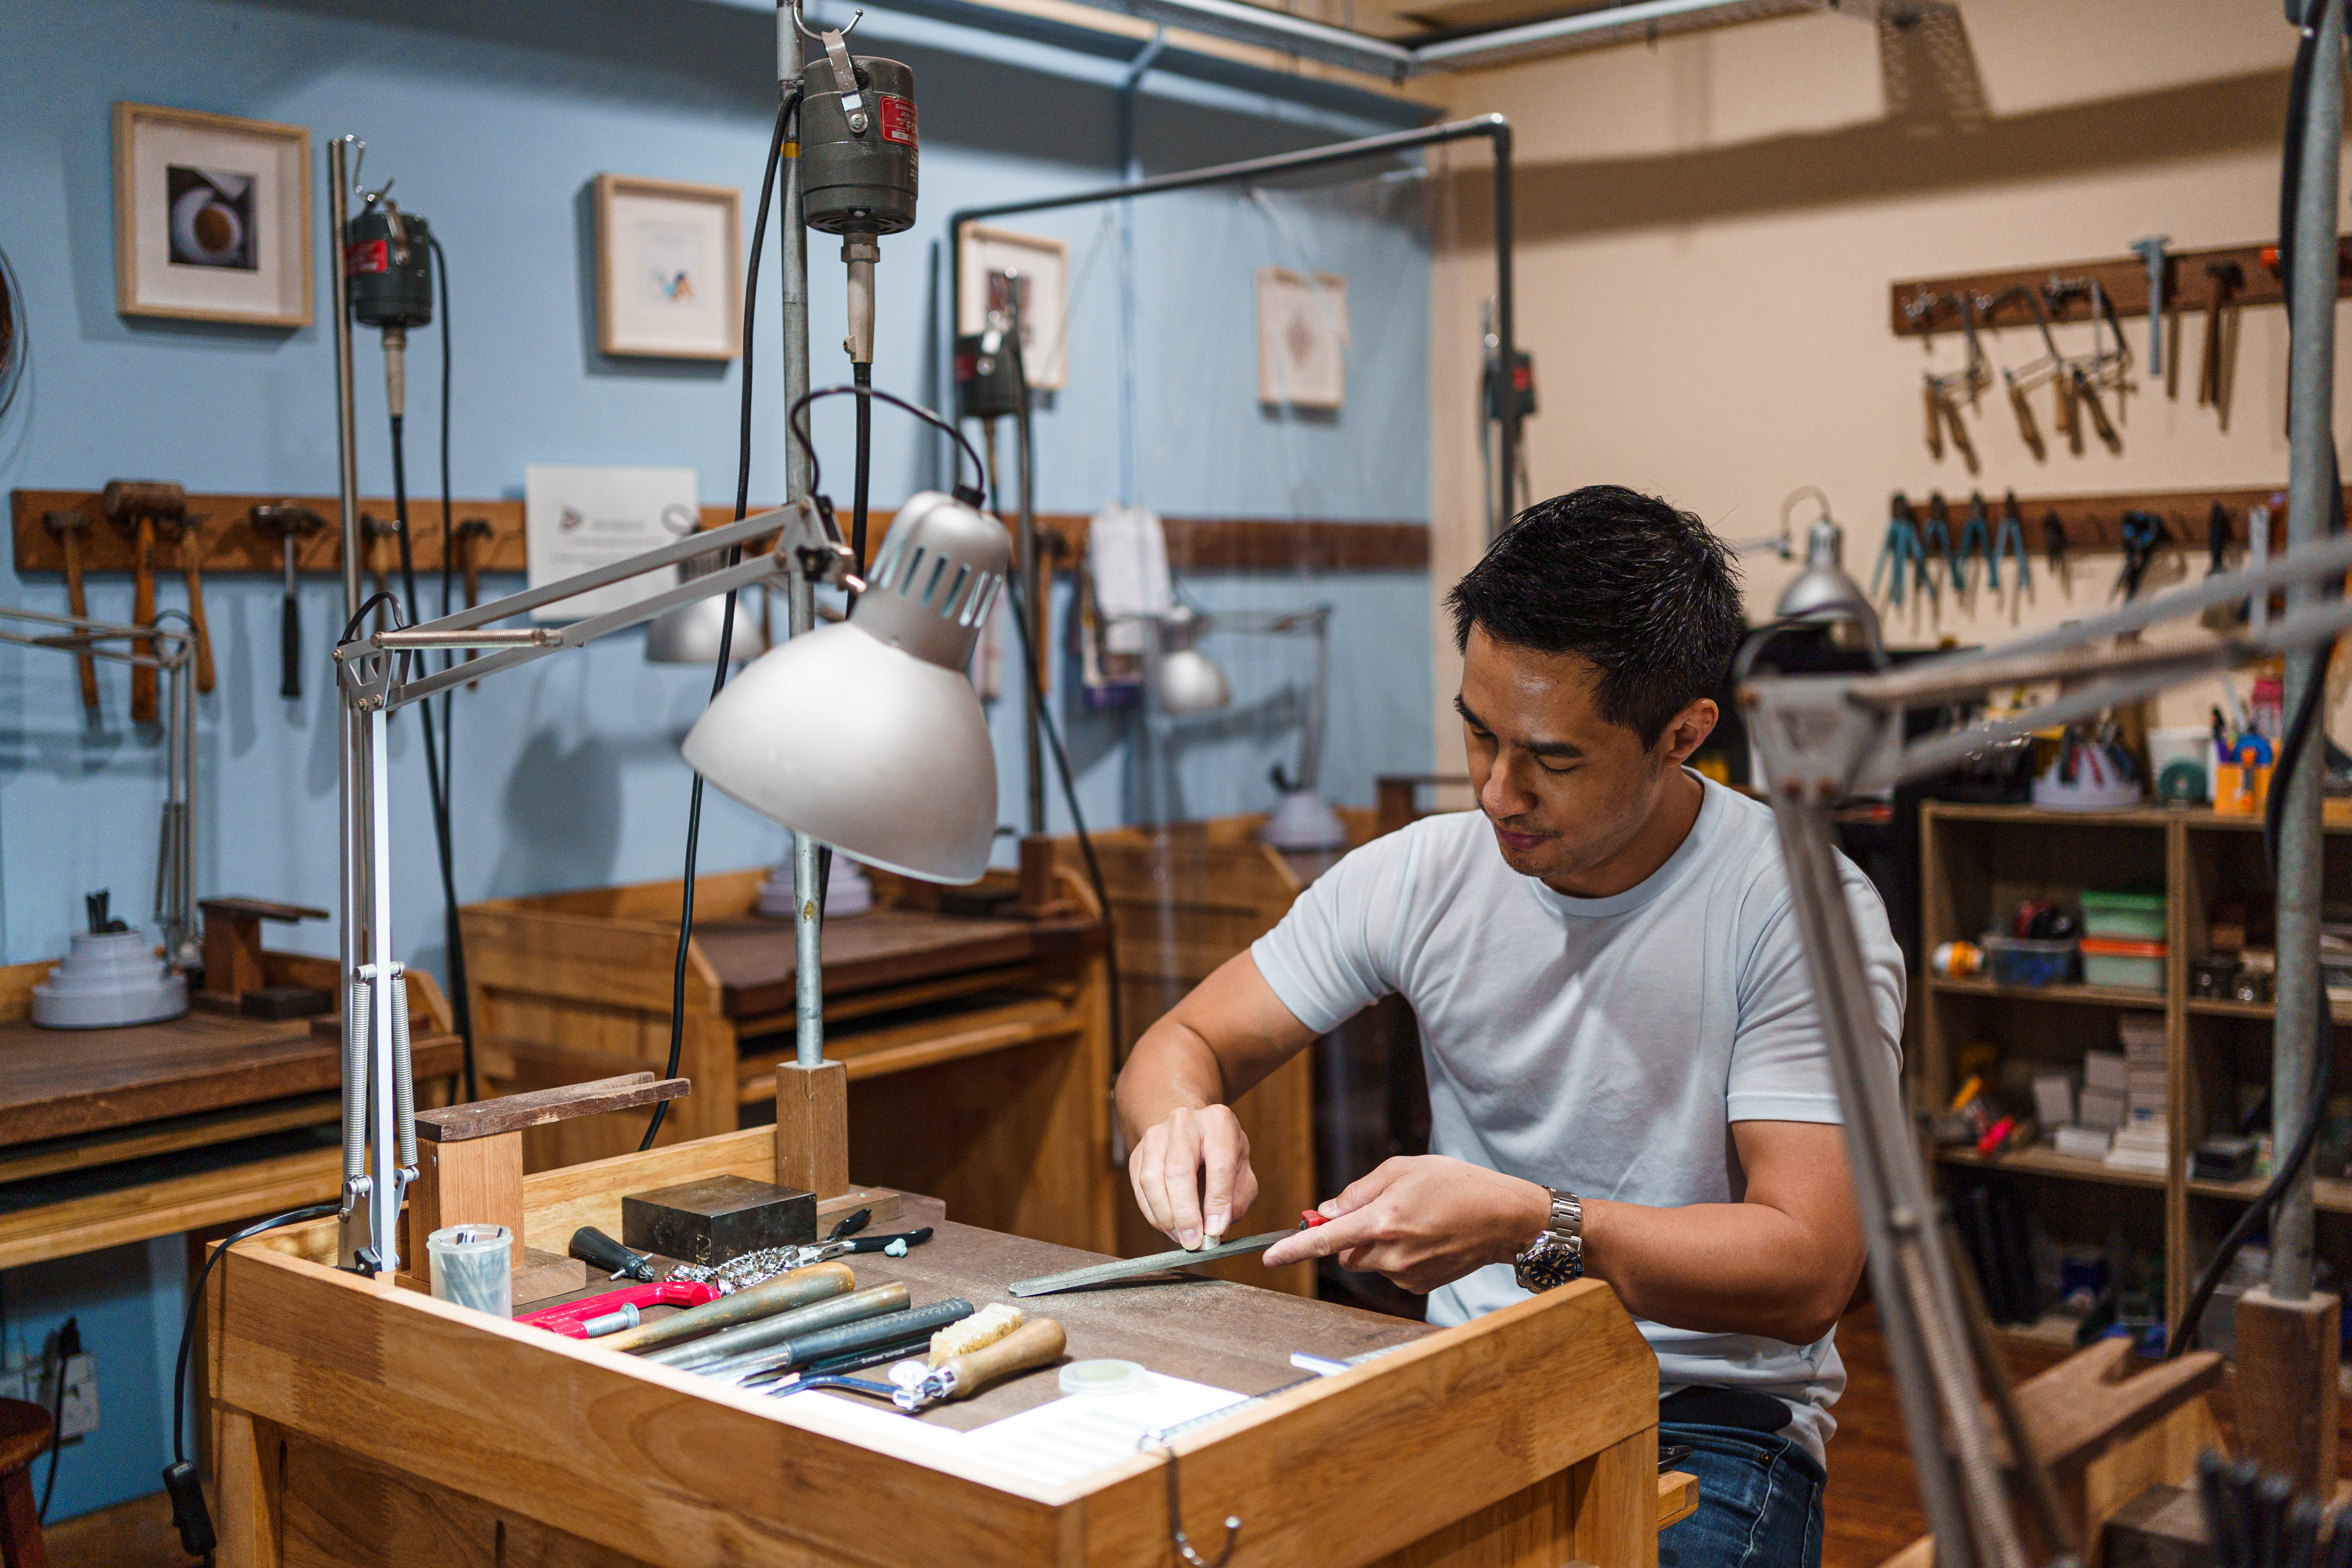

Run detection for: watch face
[[1515, 1235, 1579, 1292]]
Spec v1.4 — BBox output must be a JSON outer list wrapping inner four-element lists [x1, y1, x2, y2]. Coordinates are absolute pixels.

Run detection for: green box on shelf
[[2081, 889, 2167, 942]]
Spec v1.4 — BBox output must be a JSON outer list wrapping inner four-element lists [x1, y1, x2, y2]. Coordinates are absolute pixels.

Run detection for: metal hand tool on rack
[[1957, 492, 1992, 597], [2042, 511, 2071, 593], [157, 513, 216, 694], [250, 503, 327, 700], [100, 479, 185, 723], [1920, 492, 1956, 605], [41, 511, 100, 710], [2201, 261, 2245, 427], [1872, 495, 1925, 607], [2116, 510, 2167, 601], [1993, 491, 2029, 594]]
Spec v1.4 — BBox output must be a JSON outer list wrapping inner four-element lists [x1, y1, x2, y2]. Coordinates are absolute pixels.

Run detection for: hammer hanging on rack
[[99, 479, 185, 724], [158, 513, 216, 694], [41, 511, 100, 711], [2199, 261, 2243, 429], [456, 517, 494, 688], [250, 502, 326, 699]]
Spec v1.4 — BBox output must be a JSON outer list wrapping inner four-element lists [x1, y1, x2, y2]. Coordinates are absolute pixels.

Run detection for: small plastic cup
[[427, 1224, 513, 1318]]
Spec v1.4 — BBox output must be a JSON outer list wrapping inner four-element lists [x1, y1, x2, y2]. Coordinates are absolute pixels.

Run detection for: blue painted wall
[[0, 0, 1432, 1521]]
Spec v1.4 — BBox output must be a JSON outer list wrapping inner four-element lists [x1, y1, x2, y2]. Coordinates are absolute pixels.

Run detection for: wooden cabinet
[[1058, 815, 1372, 1299], [1920, 802, 2352, 1342], [459, 864, 1116, 1253]]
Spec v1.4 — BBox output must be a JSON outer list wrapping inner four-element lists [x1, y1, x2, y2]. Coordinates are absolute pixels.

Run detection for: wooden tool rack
[[459, 862, 1119, 1254], [206, 1123, 1670, 1568], [0, 951, 459, 1269], [9, 487, 1425, 577]]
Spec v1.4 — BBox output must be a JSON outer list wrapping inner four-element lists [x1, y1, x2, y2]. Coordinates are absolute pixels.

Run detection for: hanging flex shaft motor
[[800, 39, 917, 369], [343, 193, 433, 421]]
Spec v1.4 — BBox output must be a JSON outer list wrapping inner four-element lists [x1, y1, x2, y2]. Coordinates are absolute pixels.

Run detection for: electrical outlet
[[56, 1353, 95, 1440]]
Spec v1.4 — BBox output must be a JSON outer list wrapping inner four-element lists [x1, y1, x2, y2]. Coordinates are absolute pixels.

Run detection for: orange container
[[2215, 762, 2272, 816]]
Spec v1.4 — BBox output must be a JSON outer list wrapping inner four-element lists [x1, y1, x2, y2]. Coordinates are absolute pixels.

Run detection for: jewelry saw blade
[[1007, 1230, 1298, 1298]]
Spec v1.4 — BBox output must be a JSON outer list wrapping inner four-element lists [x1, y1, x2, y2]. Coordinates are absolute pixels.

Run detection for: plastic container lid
[[1059, 1360, 1149, 1396], [2080, 937, 2167, 958], [2081, 890, 2167, 912]]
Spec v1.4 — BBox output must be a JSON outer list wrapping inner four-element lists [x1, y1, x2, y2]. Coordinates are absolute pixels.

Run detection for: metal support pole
[[780, 7, 826, 1073], [1006, 290, 1047, 839], [362, 706, 407, 1271], [1489, 120, 1518, 529], [328, 135, 375, 1268], [2275, 0, 2344, 1303]]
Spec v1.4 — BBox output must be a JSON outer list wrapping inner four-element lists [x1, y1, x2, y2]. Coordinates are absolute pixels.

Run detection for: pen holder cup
[[428, 1224, 514, 1318], [2215, 763, 2272, 816]]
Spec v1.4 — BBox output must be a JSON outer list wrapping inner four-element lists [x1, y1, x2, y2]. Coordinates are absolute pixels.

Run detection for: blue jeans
[[1657, 1421, 1826, 1568]]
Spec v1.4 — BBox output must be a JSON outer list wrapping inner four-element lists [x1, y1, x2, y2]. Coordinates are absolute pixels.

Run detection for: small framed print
[[112, 103, 312, 328], [1257, 267, 1349, 411], [594, 174, 742, 361], [956, 224, 1070, 391]]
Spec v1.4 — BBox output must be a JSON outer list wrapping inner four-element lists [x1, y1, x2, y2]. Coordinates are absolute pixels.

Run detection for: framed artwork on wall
[[112, 103, 313, 328], [594, 174, 742, 361], [956, 224, 1070, 391], [1256, 267, 1349, 410]]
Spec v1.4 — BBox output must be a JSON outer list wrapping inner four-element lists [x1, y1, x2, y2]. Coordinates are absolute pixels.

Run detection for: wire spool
[[0, 241, 24, 421], [799, 54, 918, 236], [344, 206, 434, 330]]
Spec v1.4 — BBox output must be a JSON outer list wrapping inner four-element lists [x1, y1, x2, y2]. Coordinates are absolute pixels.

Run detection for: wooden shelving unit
[[1919, 802, 2352, 1347]]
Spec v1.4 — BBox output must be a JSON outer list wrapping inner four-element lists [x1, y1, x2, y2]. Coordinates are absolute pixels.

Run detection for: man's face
[[1456, 625, 1713, 884]]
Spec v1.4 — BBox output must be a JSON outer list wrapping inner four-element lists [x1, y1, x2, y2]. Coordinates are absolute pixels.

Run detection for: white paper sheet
[[773, 1372, 1249, 1490], [958, 1374, 1248, 1487]]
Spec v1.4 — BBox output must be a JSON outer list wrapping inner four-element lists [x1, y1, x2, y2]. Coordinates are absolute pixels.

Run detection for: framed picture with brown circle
[[112, 102, 313, 328]]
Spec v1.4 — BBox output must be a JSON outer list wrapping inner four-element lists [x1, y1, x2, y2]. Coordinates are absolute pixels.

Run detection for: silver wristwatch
[[1512, 1187, 1583, 1293]]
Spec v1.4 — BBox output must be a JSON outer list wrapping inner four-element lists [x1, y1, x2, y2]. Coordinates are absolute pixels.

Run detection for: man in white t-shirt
[[1115, 485, 1905, 1568]]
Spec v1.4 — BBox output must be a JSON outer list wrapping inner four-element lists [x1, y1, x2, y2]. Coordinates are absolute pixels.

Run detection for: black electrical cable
[[159, 1202, 338, 1556], [425, 230, 475, 1100], [2169, 0, 2343, 1359], [642, 90, 795, 1153], [36, 1322, 66, 1522], [852, 360, 874, 584]]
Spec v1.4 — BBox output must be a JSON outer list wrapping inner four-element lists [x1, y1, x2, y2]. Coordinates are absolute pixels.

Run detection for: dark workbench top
[[545, 1194, 1431, 1431], [0, 1011, 465, 1146], [695, 909, 1106, 1017]]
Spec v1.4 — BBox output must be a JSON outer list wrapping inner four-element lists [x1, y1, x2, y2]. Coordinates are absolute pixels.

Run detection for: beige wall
[[1425, 0, 2352, 773]]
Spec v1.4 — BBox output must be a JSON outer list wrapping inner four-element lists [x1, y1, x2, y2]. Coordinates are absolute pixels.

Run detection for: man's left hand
[[1259, 1156, 1552, 1294]]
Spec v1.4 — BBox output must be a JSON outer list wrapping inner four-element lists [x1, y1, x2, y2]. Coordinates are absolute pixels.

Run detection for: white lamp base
[[1260, 790, 1349, 852]]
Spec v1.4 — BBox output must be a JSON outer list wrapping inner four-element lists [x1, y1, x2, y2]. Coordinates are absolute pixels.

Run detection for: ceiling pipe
[[1038, 0, 1865, 79]]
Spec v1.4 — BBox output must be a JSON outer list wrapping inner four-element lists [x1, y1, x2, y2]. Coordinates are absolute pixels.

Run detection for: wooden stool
[[0, 1398, 53, 1568]]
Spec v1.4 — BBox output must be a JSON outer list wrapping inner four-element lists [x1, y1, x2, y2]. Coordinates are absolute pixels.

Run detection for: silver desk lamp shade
[[1775, 516, 1883, 651], [647, 552, 768, 664], [681, 492, 1009, 885], [1156, 608, 1231, 715]]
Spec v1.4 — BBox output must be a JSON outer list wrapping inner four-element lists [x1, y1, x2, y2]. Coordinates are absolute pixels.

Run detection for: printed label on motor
[[344, 239, 389, 275], [879, 93, 917, 147]]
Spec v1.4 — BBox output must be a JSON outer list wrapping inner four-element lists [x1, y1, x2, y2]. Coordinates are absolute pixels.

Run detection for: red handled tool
[[520, 1280, 721, 1339]]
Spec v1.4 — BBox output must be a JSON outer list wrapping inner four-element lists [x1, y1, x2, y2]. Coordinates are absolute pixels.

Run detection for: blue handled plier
[[1992, 490, 2029, 593], [1957, 491, 1992, 597], [1873, 493, 1924, 607], [1919, 492, 1957, 606]]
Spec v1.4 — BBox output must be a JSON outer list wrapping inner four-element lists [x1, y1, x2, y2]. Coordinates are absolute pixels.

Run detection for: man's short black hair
[[1447, 485, 1744, 747]]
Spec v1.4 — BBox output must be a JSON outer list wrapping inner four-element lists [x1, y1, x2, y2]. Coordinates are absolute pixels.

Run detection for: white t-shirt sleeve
[[1249, 826, 1418, 1035], [1727, 856, 1907, 1125]]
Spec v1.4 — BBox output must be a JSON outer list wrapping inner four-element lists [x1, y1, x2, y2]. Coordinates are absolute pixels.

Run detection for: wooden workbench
[[207, 1123, 1666, 1567], [0, 951, 460, 1269], [461, 863, 1116, 1252]]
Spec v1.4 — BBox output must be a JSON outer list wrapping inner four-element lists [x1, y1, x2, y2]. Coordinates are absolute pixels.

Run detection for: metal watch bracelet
[[1511, 1187, 1583, 1293]]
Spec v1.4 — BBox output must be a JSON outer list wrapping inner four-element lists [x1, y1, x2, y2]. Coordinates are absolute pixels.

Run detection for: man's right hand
[[1129, 1104, 1260, 1251]]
